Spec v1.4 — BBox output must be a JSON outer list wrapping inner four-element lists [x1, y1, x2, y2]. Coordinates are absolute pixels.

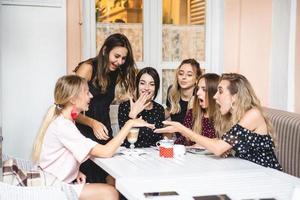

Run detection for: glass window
[[162, 0, 205, 62], [95, 0, 143, 62]]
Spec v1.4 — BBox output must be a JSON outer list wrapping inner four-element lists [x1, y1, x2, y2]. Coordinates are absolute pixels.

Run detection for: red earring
[[71, 105, 78, 120]]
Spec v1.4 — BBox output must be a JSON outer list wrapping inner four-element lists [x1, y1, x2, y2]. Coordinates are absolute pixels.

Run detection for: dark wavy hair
[[135, 67, 160, 100], [74, 33, 137, 94]]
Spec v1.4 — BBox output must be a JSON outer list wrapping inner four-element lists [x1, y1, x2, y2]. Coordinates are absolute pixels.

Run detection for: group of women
[[31, 33, 282, 200]]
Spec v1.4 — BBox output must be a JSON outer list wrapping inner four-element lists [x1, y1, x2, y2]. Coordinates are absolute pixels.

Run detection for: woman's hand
[[127, 117, 155, 129], [128, 93, 152, 118], [91, 119, 110, 140], [76, 172, 86, 184], [154, 121, 183, 134], [221, 149, 232, 158]]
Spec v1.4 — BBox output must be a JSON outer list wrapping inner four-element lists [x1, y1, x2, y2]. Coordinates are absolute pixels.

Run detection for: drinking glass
[[127, 128, 140, 149]]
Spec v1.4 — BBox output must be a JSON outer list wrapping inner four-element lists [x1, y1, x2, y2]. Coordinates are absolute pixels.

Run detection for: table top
[[116, 169, 300, 200], [92, 147, 262, 179], [92, 147, 300, 200]]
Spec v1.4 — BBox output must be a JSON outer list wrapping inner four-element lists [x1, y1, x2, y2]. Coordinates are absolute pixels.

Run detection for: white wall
[[0, 1, 66, 159]]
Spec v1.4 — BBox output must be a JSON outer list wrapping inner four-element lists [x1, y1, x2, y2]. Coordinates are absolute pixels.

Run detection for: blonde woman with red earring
[[32, 75, 154, 200]]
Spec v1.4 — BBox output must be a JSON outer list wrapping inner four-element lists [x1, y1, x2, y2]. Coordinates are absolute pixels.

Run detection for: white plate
[[186, 147, 213, 155], [118, 148, 148, 156]]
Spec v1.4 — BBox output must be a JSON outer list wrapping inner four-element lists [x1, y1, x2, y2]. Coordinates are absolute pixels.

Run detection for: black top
[[222, 124, 282, 171], [166, 87, 188, 124], [118, 100, 164, 148], [76, 59, 118, 144]]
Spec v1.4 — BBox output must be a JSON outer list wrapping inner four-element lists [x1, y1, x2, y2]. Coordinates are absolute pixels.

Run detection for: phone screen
[[193, 194, 231, 200], [144, 191, 179, 198]]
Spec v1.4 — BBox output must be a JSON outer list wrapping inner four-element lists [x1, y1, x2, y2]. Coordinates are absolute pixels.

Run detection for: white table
[[92, 148, 300, 200], [92, 148, 262, 179], [117, 169, 300, 200]]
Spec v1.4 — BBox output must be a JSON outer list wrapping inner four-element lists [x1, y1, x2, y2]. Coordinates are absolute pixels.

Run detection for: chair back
[[264, 107, 300, 177]]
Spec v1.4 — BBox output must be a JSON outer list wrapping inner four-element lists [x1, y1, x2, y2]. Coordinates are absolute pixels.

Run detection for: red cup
[[156, 139, 174, 158], [159, 146, 174, 158]]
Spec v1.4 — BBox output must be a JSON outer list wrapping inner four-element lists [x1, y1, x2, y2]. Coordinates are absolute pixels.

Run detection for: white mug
[[156, 139, 174, 158], [173, 144, 186, 156], [156, 139, 174, 148]]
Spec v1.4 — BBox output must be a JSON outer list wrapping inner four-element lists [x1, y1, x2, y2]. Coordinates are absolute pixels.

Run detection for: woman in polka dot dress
[[175, 73, 220, 146], [118, 67, 164, 148], [155, 73, 282, 170]]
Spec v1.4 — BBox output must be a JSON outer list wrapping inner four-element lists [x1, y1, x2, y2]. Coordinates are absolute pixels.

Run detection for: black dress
[[166, 86, 189, 138], [166, 88, 188, 124], [118, 100, 164, 147], [222, 124, 282, 170], [76, 59, 118, 183]]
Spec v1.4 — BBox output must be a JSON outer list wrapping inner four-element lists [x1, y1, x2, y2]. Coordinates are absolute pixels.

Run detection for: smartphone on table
[[144, 191, 179, 198]]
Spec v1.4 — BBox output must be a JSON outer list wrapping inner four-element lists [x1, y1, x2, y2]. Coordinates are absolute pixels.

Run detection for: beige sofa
[[265, 108, 300, 178]]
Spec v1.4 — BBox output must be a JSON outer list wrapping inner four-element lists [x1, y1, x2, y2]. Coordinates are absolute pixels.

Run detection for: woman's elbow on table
[[207, 140, 232, 157], [214, 149, 225, 157]]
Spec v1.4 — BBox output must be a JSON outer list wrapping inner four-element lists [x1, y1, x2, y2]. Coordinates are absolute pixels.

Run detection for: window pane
[[162, 68, 176, 105], [162, 0, 205, 62], [95, 0, 143, 62]]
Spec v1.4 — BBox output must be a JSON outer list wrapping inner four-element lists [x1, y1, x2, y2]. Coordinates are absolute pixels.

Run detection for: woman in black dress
[[165, 59, 202, 138], [156, 73, 282, 170], [74, 33, 137, 183], [118, 67, 164, 148]]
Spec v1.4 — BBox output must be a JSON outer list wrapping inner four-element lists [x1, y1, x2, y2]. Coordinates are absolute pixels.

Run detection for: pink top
[[39, 115, 97, 183]]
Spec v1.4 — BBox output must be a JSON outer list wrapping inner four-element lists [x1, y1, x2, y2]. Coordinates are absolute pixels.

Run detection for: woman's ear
[[230, 94, 237, 110], [231, 93, 237, 103], [69, 97, 77, 106]]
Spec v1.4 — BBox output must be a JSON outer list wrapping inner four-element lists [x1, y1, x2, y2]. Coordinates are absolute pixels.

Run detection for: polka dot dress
[[175, 109, 216, 145], [118, 100, 164, 148], [222, 124, 282, 170]]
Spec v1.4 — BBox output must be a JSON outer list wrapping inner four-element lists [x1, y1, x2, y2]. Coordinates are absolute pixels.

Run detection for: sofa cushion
[[264, 108, 300, 177]]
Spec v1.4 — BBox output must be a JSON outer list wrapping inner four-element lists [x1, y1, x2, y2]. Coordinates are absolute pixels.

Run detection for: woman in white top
[[32, 75, 154, 200]]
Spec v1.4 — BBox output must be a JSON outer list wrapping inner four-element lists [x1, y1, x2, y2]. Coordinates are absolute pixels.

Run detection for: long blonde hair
[[168, 59, 202, 114], [192, 73, 220, 136], [215, 73, 274, 138], [32, 75, 87, 162]]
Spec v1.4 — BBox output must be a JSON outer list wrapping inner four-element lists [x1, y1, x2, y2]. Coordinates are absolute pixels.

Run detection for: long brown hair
[[74, 33, 137, 95], [192, 73, 220, 135], [215, 73, 274, 139], [32, 75, 87, 162], [168, 59, 202, 114]]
